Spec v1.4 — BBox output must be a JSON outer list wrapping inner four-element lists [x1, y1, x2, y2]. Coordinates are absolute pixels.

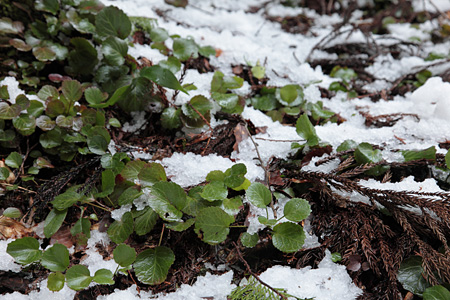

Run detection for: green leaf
[[116, 77, 154, 113], [134, 207, 159, 236], [27, 100, 44, 117], [113, 244, 136, 267], [51, 190, 83, 210], [141, 66, 187, 94], [109, 118, 121, 127], [45, 100, 65, 118], [108, 212, 134, 244], [47, 272, 65, 291], [134, 246, 175, 285], [206, 170, 225, 182], [0, 129, 15, 141], [0, 17, 23, 34], [329, 81, 347, 92], [159, 56, 182, 74], [173, 38, 199, 61], [35, 0, 59, 14], [251, 95, 277, 111], [194, 207, 234, 245], [66, 265, 92, 291], [295, 114, 319, 146], [0, 85, 9, 99], [71, 217, 91, 238], [161, 107, 182, 129], [337, 139, 357, 152], [354, 143, 382, 164], [118, 186, 143, 206], [398, 256, 430, 296], [62, 80, 83, 103], [102, 36, 128, 66], [95, 169, 115, 197], [5, 152, 22, 168], [330, 66, 357, 81], [13, 114, 36, 136], [138, 162, 167, 187], [251, 63, 265, 80], [44, 208, 68, 238], [85, 87, 107, 106], [283, 198, 311, 222], [87, 135, 108, 155], [3, 207, 21, 218], [223, 197, 243, 214], [149, 182, 186, 221], [93, 269, 114, 284], [68, 38, 98, 76], [246, 182, 271, 208], [331, 252, 342, 262], [9, 38, 31, 51], [423, 286, 450, 300], [33, 46, 57, 61], [96, 6, 131, 39], [165, 218, 195, 232], [41, 243, 69, 272], [201, 181, 228, 201], [40, 127, 63, 148], [240, 232, 258, 248], [446, 149, 450, 170], [121, 160, 146, 182], [272, 222, 306, 253], [280, 85, 297, 103], [198, 45, 216, 57], [212, 92, 239, 110], [211, 71, 244, 93], [0, 102, 21, 120], [182, 95, 213, 121], [0, 167, 10, 180], [6, 237, 42, 265], [150, 27, 169, 42], [402, 146, 436, 162]]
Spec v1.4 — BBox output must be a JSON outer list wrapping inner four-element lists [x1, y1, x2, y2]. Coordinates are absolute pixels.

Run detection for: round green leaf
[[107, 211, 134, 244], [47, 272, 65, 291], [96, 6, 131, 39], [9, 38, 31, 51], [93, 269, 114, 284], [140, 66, 187, 94], [118, 186, 143, 206], [5, 151, 22, 168], [149, 181, 186, 221], [102, 36, 128, 66], [251, 95, 277, 111], [134, 246, 175, 285], [423, 286, 450, 300], [283, 198, 311, 222], [44, 208, 68, 238], [3, 207, 21, 218], [165, 218, 195, 232], [109, 118, 121, 127], [71, 217, 91, 238], [33, 46, 57, 61], [62, 80, 82, 102], [120, 160, 146, 182], [272, 222, 306, 253], [66, 265, 92, 291], [173, 38, 199, 61], [113, 244, 136, 267], [398, 256, 430, 296], [194, 207, 234, 245], [246, 182, 271, 208], [87, 135, 108, 155], [6, 237, 42, 265], [138, 162, 167, 187], [41, 243, 69, 272], [354, 142, 382, 164], [13, 114, 36, 136], [0, 167, 10, 180], [68, 38, 99, 76], [85, 87, 107, 106], [150, 27, 169, 42], [240, 232, 258, 248], [134, 206, 158, 236], [51, 190, 83, 210], [161, 107, 182, 129], [200, 181, 228, 201]]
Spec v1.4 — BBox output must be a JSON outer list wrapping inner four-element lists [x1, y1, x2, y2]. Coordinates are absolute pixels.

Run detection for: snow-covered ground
[[2, 0, 450, 299]]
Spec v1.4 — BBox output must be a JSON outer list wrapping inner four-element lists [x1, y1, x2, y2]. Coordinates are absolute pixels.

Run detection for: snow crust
[[0, 240, 23, 272]]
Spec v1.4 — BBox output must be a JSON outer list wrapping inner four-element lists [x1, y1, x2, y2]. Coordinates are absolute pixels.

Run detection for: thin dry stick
[[233, 242, 288, 300]]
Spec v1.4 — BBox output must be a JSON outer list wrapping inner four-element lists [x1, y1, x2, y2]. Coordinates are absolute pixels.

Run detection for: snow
[[3, 0, 450, 298], [0, 240, 22, 272], [259, 251, 362, 300], [0, 77, 40, 104]]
